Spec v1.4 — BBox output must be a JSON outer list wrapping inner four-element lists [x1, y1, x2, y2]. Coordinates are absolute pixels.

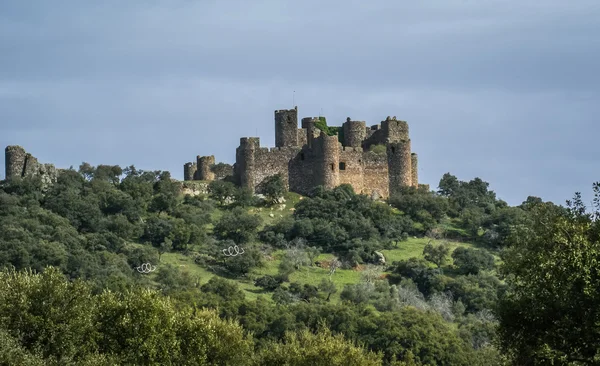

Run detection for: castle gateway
[[184, 107, 420, 198]]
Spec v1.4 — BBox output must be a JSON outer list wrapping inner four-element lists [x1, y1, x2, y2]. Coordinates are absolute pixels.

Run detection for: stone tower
[[315, 133, 340, 189], [387, 140, 412, 196], [196, 155, 216, 181], [183, 162, 197, 181], [235, 137, 260, 189], [343, 119, 367, 147], [275, 107, 299, 147]]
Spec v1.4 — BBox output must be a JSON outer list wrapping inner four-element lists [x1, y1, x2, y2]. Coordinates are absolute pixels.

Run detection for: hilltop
[[1, 155, 596, 365]]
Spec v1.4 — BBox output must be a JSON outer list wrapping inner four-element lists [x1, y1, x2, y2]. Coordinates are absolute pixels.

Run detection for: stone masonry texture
[[4, 146, 58, 189], [183, 106, 421, 198]]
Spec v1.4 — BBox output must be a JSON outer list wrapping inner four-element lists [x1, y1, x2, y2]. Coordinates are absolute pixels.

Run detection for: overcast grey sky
[[1, 1, 599, 206]]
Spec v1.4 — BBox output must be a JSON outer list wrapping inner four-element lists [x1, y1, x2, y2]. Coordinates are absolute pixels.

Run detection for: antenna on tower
[[293, 91, 295, 107]]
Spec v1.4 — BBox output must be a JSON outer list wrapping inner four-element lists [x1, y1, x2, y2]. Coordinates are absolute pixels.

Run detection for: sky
[[1, 0, 599, 206]]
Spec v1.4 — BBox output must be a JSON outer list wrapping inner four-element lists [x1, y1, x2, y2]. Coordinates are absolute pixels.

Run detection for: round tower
[[387, 140, 412, 196], [411, 153, 418, 187], [301, 117, 320, 148], [381, 118, 409, 142], [183, 162, 197, 181], [236, 138, 260, 191], [275, 107, 299, 147], [196, 155, 216, 181], [5, 145, 26, 180], [318, 133, 340, 189], [342, 119, 367, 147]]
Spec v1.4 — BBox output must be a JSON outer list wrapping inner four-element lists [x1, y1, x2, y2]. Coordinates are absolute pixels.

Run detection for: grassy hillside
[[158, 225, 481, 303]]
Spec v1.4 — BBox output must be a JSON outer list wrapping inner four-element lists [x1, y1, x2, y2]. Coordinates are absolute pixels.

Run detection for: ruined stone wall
[[211, 163, 233, 180], [338, 147, 364, 193], [5, 146, 27, 179], [301, 117, 320, 149], [411, 153, 418, 187], [197, 155, 215, 181], [343, 120, 367, 147], [183, 162, 197, 181], [387, 140, 412, 196], [381, 118, 409, 142], [234, 137, 304, 193], [288, 147, 315, 195], [253, 146, 301, 193], [362, 151, 390, 198], [4, 146, 58, 187], [275, 107, 299, 147], [362, 128, 386, 150], [297, 128, 308, 147]]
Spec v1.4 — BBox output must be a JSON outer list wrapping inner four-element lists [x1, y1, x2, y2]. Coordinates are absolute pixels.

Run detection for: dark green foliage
[[267, 184, 412, 261], [0, 164, 525, 365], [255, 275, 281, 291], [233, 186, 259, 207], [213, 207, 262, 244], [498, 186, 600, 364], [208, 180, 237, 206], [388, 258, 444, 297], [389, 186, 449, 232], [315, 116, 345, 143], [451, 247, 495, 275], [261, 173, 286, 204], [423, 242, 450, 268]]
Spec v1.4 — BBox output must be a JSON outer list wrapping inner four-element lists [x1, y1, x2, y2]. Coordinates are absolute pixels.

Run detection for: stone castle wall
[[4, 146, 58, 187], [184, 107, 421, 199]]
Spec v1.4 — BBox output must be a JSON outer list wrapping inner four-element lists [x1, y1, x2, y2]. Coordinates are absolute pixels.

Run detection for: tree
[[213, 207, 262, 244], [208, 180, 237, 206], [497, 186, 600, 364], [451, 247, 495, 275], [262, 174, 286, 204], [258, 327, 383, 366], [255, 275, 280, 291], [306, 246, 321, 266], [319, 278, 337, 301], [423, 242, 450, 268]]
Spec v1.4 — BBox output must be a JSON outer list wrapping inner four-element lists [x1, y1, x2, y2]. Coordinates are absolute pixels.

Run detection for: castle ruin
[[184, 107, 421, 198], [4, 146, 58, 187]]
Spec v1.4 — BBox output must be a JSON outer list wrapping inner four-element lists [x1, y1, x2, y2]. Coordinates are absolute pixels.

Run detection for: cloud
[[1, 0, 599, 205]]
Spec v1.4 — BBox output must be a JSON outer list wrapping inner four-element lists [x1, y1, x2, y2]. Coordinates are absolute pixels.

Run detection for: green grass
[[380, 237, 475, 264], [165, 191, 491, 302], [157, 235, 478, 303]]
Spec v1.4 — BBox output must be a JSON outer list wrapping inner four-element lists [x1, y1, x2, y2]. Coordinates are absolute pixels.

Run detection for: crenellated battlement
[[183, 105, 421, 198]]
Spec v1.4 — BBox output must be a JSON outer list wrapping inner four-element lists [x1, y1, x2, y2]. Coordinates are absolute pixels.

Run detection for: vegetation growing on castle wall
[[315, 116, 345, 144]]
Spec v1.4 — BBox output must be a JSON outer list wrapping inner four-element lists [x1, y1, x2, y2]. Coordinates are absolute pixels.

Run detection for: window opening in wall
[[300, 153, 305, 160], [339, 162, 346, 170], [330, 163, 334, 171], [391, 146, 396, 153]]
